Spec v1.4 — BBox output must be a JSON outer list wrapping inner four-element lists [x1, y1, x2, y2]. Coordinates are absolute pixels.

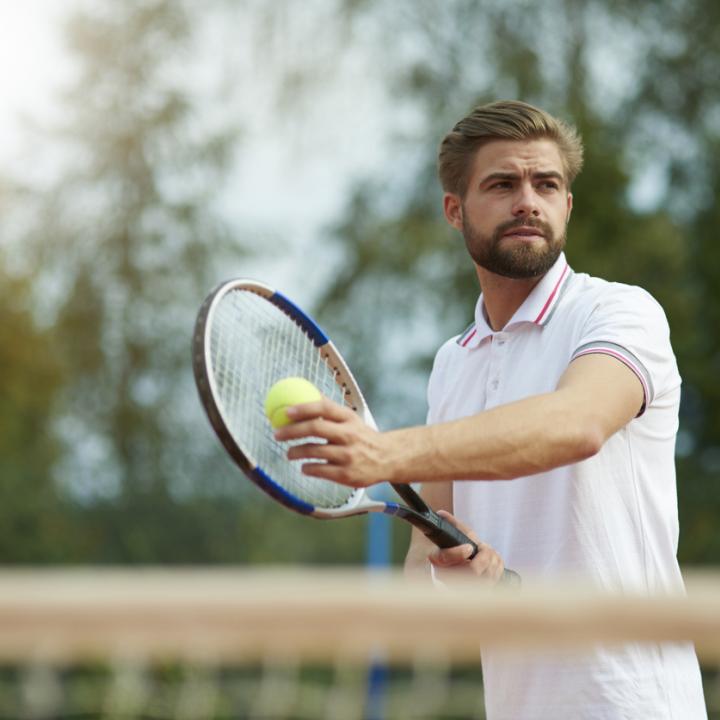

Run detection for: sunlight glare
[[0, 2, 70, 153]]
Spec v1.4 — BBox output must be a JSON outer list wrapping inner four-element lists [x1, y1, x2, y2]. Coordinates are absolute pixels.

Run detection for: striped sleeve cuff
[[571, 341, 653, 416]]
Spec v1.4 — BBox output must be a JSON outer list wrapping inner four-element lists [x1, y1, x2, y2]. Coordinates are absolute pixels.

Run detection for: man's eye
[[539, 181, 559, 190], [491, 181, 512, 190]]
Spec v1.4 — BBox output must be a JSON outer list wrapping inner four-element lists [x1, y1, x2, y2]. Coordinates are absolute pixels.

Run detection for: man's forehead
[[471, 138, 565, 176]]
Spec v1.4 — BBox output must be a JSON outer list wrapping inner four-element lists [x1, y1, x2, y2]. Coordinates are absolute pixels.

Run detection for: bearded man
[[276, 100, 707, 719]]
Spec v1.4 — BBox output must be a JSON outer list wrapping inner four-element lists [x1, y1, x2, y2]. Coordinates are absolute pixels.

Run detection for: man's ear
[[566, 192, 573, 223], [443, 192, 464, 231]]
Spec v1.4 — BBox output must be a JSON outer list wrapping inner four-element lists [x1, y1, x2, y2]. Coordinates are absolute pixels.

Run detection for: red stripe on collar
[[460, 327, 477, 347], [534, 262, 569, 325]]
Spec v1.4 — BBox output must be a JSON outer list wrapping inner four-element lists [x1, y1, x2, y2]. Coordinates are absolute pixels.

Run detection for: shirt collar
[[457, 252, 572, 349]]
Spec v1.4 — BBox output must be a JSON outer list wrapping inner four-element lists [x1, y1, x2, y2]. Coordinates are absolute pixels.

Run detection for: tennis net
[[0, 568, 718, 718]]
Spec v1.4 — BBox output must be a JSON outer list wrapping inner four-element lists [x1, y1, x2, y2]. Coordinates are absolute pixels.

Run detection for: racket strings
[[208, 290, 355, 509]]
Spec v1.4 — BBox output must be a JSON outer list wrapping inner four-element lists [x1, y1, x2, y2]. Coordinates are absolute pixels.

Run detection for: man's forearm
[[383, 388, 603, 484]]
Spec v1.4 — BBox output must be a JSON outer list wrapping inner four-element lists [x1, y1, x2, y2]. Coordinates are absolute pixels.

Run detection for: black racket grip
[[427, 514, 522, 587], [424, 512, 479, 554]]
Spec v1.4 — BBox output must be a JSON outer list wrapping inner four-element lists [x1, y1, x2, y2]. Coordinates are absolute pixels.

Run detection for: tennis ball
[[264, 377, 322, 429]]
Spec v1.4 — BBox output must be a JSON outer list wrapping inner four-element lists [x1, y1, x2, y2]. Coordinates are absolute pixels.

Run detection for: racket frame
[[193, 278, 381, 518], [193, 278, 522, 583]]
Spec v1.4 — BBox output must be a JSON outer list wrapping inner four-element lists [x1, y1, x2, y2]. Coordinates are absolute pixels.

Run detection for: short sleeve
[[426, 337, 456, 425], [570, 285, 680, 416]]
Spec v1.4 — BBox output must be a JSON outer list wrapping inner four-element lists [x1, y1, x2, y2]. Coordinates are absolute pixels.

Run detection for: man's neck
[[475, 265, 544, 331]]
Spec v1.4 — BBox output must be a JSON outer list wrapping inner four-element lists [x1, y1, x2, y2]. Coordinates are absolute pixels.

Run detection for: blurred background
[[1, 0, 718, 568]]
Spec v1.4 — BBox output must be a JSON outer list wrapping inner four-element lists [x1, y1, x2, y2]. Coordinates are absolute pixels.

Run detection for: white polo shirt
[[426, 253, 706, 719]]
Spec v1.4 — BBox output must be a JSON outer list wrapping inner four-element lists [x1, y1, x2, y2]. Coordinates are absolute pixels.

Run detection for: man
[[276, 101, 706, 718]]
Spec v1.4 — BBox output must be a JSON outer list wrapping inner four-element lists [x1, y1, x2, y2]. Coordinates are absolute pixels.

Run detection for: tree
[[0, 0, 250, 561], [0, 252, 75, 561]]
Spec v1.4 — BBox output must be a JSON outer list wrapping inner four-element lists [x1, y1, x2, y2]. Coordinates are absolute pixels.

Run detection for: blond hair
[[438, 100, 584, 196]]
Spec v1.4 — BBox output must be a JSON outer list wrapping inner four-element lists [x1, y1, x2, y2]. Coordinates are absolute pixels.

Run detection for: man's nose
[[511, 184, 540, 217]]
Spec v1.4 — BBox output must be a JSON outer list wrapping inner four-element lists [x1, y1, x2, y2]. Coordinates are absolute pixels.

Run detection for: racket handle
[[421, 511, 478, 552], [389, 500, 522, 586], [408, 510, 522, 587]]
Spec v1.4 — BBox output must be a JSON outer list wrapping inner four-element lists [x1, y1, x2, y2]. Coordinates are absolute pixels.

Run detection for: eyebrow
[[480, 170, 565, 186]]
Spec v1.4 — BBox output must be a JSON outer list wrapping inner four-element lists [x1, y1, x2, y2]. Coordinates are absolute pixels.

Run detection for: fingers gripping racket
[[192, 279, 520, 585]]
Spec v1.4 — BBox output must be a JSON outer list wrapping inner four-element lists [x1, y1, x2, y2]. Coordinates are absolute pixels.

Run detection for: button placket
[[486, 334, 507, 400]]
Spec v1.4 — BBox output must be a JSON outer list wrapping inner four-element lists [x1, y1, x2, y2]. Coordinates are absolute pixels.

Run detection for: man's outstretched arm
[[275, 353, 645, 488]]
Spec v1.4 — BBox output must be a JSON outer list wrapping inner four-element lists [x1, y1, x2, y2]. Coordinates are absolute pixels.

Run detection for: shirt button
[[491, 379, 499, 390], [496, 339, 505, 346]]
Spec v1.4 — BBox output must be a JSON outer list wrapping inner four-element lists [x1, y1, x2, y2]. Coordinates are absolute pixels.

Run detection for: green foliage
[[0, 270, 80, 561], [23, 0, 242, 502], [0, 0, 252, 563], [1, 0, 718, 566], [58, 491, 368, 565]]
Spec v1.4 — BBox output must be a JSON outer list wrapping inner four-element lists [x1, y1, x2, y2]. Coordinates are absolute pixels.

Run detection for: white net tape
[[1, 569, 718, 718]]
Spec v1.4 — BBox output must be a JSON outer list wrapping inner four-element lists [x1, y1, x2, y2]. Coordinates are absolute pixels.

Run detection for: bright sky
[[0, 2, 388, 307], [0, 1, 72, 164]]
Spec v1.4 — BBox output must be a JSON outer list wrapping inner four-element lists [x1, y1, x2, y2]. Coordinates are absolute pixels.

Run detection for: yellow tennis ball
[[264, 377, 322, 429]]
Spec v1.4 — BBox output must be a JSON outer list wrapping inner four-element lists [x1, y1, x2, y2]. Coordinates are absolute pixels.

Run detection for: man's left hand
[[429, 510, 506, 585]]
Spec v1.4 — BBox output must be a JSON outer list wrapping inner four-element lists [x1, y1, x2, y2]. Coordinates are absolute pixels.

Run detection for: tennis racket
[[192, 278, 520, 585]]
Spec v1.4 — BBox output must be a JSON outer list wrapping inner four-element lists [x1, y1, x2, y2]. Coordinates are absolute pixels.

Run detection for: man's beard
[[462, 214, 566, 279]]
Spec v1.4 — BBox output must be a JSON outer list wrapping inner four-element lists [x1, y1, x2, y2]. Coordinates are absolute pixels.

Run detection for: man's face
[[444, 139, 573, 279]]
